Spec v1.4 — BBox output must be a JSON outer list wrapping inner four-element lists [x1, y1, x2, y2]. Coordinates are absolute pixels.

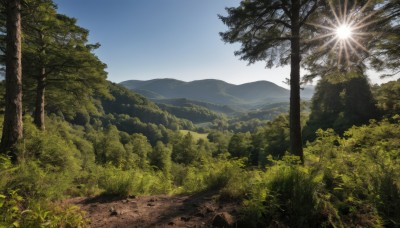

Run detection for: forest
[[0, 0, 399, 227]]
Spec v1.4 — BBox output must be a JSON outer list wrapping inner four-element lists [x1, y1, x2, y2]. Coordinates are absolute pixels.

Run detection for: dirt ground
[[68, 191, 241, 227]]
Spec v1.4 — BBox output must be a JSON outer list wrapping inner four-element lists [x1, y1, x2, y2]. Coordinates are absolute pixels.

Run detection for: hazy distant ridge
[[120, 78, 313, 107]]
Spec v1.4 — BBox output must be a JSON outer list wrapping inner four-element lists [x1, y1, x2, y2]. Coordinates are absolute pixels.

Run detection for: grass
[[179, 130, 208, 141]]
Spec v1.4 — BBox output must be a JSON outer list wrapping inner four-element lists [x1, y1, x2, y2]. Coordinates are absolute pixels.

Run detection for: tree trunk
[[289, 0, 304, 164], [34, 68, 46, 130], [0, 0, 23, 160]]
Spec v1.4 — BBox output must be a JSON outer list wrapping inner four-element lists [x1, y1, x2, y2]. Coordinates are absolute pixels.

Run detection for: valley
[[0, 0, 399, 227]]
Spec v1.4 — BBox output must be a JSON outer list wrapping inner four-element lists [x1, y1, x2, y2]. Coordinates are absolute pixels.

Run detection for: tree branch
[[300, 0, 319, 26]]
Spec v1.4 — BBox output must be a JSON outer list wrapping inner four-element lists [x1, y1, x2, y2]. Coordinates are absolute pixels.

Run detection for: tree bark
[[0, 0, 23, 160], [289, 0, 304, 164], [34, 68, 46, 130]]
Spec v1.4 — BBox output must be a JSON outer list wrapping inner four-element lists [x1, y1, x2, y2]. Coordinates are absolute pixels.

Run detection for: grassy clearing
[[179, 130, 208, 141]]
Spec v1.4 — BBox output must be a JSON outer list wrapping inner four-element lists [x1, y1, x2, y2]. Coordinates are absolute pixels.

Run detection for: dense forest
[[0, 0, 399, 227]]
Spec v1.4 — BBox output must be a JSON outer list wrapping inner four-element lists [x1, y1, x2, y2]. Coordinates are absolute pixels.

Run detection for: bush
[[265, 166, 320, 227], [97, 165, 172, 197]]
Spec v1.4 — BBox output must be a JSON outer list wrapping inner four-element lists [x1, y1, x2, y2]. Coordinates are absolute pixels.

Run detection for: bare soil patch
[[67, 191, 242, 227]]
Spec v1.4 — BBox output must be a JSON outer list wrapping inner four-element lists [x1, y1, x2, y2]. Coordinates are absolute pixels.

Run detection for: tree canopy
[[220, 0, 322, 163], [20, 0, 110, 129]]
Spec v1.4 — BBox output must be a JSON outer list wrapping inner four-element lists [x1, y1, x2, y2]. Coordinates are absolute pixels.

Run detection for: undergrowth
[[0, 116, 399, 227]]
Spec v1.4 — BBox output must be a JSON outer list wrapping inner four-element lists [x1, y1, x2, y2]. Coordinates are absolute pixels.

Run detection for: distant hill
[[120, 78, 314, 109]]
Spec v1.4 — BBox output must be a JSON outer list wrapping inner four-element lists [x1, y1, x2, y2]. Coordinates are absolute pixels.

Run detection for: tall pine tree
[[0, 0, 23, 159], [21, 0, 110, 129], [220, 0, 321, 163]]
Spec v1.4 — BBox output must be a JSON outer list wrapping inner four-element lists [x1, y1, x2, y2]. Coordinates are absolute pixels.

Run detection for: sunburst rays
[[307, 0, 382, 69]]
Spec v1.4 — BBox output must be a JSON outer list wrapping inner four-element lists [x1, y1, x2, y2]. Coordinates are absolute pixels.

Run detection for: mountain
[[121, 79, 240, 105], [226, 81, 289, 104], [120, 78, 313, 109], [300, 85, 315, 99]]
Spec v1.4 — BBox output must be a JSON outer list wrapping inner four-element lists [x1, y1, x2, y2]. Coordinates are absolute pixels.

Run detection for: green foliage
[[227, 102, 289, 133], [101, 83, 194, 131], [0, 185, 87, 228], [209, 159, 250, 199], [19, 0, 110, 126], [171, 158, 249, 195], [21, 119, 81, 173], [172, 132, 199, 165], [304, 119, 400, 227], [158, 103, 221, 123], [179, 130, 208, 141], [228, 132, 252, 159], [0, 189, 23, 228], [264, 166, 320, 227], [303, 75, 378, 141], [125, 133, 152, 170], [149, 142, 172, 177], [372, 79, 400, 118], [207, 130, 232, 156], [236, 117, 400, 227], [252, 114, 290, 165], [97, 165, 171, 197], [0, 105, 398, 227], [94, 125, 128, 168]]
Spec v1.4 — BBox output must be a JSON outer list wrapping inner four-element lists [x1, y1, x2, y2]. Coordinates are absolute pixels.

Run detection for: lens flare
[[306, 0, 382, 69], [336, 24, 352, 40]]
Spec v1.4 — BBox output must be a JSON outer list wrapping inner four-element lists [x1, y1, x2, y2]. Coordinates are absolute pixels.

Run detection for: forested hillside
[[0, 0, 399, 227]]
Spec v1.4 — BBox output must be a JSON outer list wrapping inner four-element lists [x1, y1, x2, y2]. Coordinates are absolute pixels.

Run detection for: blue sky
[[53, 0, 395, 87], [53, 0, 292, 87]]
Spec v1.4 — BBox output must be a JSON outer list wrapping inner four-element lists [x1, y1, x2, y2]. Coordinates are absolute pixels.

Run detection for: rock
[[168, 221, 175, 226], [212, 212, 235, 227], [109, 207, 120, 216]]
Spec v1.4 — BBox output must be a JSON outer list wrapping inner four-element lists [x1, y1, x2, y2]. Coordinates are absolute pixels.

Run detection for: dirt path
[[68, 191, 241, 227]]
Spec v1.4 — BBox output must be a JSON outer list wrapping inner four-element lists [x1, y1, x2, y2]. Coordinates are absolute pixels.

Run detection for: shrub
[[264, 166, 320, 227], [97, 165, 172, 197]]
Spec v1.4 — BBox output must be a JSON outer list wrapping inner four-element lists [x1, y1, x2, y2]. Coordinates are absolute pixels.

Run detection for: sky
[[52, 0, 397, 88], [52, 0, 293, 87]]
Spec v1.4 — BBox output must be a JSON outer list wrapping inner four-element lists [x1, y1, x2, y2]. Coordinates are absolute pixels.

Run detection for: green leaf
[[0, 194, 5, 207]]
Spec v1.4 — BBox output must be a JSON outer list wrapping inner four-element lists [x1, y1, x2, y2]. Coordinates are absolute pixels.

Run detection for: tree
[[302, 0, 398, 81], [172, 132, 198, 164], [150, 141, 172, 176], [252, 114, 290, 165], [94, 125, 127, 167], [207, 130, 232, 156], [0, 0, 23, 158], [303, 74, 378, 141], [127, 133, 152, 169], [228, 132, 252, 159], [372, 79, 400, 118], [369, 0, 400, 77], [220, 0, 321, 163], [21, 0, 110, 129]]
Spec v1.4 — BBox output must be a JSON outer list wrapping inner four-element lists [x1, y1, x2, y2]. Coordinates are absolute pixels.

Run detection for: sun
[[305, 0, 381, 68], [336, 24, 352, 40]]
